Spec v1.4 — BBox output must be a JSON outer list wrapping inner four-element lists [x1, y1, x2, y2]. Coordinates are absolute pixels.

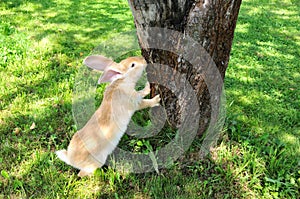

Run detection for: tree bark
[[128, 0, 242, 136]]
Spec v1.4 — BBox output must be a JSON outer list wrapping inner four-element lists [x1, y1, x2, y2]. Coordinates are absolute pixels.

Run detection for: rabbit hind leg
[[78, 170, 93, 177]]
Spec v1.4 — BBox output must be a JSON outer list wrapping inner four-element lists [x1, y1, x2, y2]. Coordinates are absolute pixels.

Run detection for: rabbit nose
[[141, 58, 147, 65]]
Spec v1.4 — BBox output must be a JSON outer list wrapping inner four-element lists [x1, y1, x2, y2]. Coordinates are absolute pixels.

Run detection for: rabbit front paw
[[141, 82, 151, 97], [151, 94, 161, 107]]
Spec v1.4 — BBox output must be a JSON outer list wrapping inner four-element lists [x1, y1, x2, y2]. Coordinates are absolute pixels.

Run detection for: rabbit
[[56, 55, 160, 177]]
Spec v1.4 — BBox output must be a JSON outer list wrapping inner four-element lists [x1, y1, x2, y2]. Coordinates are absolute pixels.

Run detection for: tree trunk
[[128, 0, 242, 137]]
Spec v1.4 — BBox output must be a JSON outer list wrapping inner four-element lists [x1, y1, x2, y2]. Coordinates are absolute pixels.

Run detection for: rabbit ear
[[98, 68, 123, 84], [83, 55, 115, 71]]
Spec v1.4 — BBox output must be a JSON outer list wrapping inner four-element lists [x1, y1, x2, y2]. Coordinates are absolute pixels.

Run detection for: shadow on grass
[[224, 0, 300, 195], [227, 0, 300, 142], [1, 150, 252, 198], [1, 0, 134, 54]]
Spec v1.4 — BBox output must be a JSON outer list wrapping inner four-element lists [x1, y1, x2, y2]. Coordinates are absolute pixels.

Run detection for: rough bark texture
[[129, 0, 242, 135]]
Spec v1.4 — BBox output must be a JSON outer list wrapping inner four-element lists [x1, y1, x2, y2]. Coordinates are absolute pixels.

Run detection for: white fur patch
[[55, 150, 70, 165]]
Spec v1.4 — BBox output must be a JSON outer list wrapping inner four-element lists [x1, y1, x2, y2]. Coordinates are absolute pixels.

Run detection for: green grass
[[0, 0, 299, 198]]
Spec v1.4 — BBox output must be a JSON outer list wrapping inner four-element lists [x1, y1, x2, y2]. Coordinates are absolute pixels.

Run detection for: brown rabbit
[[56, 55, 160, 177]]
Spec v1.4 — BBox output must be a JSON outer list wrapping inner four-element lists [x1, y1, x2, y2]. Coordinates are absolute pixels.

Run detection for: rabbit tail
[[55, 149, 70, 165]]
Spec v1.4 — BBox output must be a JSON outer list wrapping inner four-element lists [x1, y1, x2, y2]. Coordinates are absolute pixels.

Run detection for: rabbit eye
[[131, 63, 135, 68]]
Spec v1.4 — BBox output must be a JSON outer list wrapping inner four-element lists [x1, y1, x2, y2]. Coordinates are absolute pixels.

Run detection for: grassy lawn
[[0, 0, 299, 198]]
